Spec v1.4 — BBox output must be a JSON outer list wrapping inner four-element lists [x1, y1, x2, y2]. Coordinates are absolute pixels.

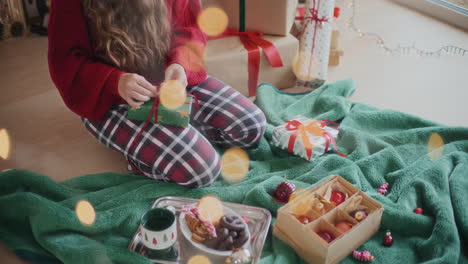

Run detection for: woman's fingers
[[134, 85, 154, 97], [130, 91, 151, 102], [136, 75, 157, 96], [127, 97, 144, 108]]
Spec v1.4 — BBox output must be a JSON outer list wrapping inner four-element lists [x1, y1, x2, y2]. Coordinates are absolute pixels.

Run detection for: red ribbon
[[127, 94, 199, 177], [295, 6, 306, 21], [209, 29, 283, 97], [284, 119, 347, 160]]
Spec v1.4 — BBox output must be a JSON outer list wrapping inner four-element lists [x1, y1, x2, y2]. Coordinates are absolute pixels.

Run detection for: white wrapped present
[[294, 0, 335, 87], [272, 116, 345, 161]]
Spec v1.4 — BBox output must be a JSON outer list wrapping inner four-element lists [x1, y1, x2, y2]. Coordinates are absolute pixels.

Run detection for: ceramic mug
[[140, 206, 177, 252]]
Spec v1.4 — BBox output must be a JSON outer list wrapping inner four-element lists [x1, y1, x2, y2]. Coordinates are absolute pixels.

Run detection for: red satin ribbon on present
[[127, 94, 199, 177], [285, 119, 347, 160], [209, 29, 283, 97]]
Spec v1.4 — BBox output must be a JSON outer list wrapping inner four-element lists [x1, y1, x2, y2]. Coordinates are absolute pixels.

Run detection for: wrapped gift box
[[295, 0, 335, 86], [205, 34, 298, 97], [127, 96, 193, 128], [201, 0, 298, 36], [274, 175, 384, 264], [272, 116, 340, 161]]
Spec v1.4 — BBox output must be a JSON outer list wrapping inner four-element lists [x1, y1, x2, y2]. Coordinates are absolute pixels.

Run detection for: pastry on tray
[[180, 198, 250, 254]]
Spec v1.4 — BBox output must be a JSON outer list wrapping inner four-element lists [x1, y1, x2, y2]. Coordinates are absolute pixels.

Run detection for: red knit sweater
[[48, 0, 207, 120]]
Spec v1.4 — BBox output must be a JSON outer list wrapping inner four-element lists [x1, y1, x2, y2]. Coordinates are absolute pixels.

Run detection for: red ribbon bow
[[285, 119, 347, 160], [209, 29, 283, 97]]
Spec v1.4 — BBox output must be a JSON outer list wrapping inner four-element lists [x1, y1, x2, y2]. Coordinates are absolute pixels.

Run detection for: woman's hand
[[165, 63, 188, 87], [118, 73, 157, 108]]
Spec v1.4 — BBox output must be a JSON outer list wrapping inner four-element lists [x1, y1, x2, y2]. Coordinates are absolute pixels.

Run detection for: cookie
[[191, 232, 206, 243]]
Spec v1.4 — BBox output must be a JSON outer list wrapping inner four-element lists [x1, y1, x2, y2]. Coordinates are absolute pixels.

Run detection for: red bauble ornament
[[414, 208, 423, 214], [383, 230, 393, 247], [330, 191, 346, 206], [274, 181, 296, 203], [296, 215, 312, 225], [317, 231, 335, 243], [335, 221, 353, 233]]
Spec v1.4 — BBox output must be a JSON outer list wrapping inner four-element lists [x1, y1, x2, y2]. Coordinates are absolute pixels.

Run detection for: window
[[390, 0, 468, 31]]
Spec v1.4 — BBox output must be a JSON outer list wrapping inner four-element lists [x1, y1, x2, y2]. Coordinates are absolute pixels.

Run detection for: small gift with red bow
[[272, 115, 346, 161]]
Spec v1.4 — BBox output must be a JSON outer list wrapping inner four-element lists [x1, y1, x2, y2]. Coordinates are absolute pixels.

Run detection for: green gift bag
[[127, 96, 193, 128]]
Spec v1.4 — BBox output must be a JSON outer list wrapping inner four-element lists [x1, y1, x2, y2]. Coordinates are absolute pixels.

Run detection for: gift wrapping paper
[[127, 96, 193, 128], [201, 0, 298, 36], [295, 0, 335, 86], [272, 115, 339, 161], [205, 34, 299, 97]]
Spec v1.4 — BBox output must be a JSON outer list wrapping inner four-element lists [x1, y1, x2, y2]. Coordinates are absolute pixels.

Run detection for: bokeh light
[[292, 51, 314, 81], [428, 133, 444, 161], [197, 7, 228, 36], [159, 80, 187, 110], [75, 200, 96, 226], [0, 129, 11, 160], [288, 187, 306, 202], [177, 41, 205, 73], [197, 195, 224, 226], [221, 147, 249, 184], [188, 255, 211, 264]]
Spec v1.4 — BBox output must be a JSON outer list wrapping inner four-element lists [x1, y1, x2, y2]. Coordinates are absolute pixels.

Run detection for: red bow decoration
[[285, 119, 347, 160], [209, 29, 283, 97]]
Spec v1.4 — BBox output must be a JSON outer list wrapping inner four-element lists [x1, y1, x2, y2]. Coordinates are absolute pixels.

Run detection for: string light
[[346, 0, 468, 56]]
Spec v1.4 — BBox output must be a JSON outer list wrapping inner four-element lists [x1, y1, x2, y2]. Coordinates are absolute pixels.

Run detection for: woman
[[48, 0, 266, 187]]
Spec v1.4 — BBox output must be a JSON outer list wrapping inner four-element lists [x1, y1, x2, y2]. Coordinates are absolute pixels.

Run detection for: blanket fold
[[1, 79, 467, 263]]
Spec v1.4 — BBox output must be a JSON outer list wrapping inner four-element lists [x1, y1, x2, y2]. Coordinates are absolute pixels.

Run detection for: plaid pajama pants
[[81, 77, 266, 188]]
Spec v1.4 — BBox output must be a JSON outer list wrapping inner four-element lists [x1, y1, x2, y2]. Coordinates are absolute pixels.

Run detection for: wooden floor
[[0, 36, 130, 264]]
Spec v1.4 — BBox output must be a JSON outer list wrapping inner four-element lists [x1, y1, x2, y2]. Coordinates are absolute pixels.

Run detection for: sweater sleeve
[[165, 0, 208, 86], [47, 0, 126, 120]]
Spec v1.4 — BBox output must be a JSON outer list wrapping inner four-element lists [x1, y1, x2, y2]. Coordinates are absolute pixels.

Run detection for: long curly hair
[[82, 0, 171, 79]]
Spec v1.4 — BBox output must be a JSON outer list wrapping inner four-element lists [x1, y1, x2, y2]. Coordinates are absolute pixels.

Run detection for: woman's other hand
[[118, 73, 157, 108], [165, 63, 188, 88]]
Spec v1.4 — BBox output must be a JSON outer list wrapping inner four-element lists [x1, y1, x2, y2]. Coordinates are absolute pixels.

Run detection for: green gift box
[[127, 96, 193, 128]]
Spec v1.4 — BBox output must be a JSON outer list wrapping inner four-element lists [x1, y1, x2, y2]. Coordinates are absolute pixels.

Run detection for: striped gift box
[[272, 115, 339, 161]]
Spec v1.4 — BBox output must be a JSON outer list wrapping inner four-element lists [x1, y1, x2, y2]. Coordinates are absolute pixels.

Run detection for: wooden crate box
[[274, 175, 383, 264]]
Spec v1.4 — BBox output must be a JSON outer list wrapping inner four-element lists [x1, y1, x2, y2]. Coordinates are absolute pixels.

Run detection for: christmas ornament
[[225, 248, 252, 264], [383, 230, 393, 247], [350, 209, 368, 222], [414, 208, 423, 214], [378, 183, 389, 195], [296, 215, 312, 225], [335, 221, 353, 233], [352, 250, 374, 262], [330, 191, 346, 206], [317, 231, 335, 243], [274, 181, 296, 203]]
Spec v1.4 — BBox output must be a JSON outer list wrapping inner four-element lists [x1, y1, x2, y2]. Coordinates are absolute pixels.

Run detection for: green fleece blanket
[[1, 79, 468, 264]]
